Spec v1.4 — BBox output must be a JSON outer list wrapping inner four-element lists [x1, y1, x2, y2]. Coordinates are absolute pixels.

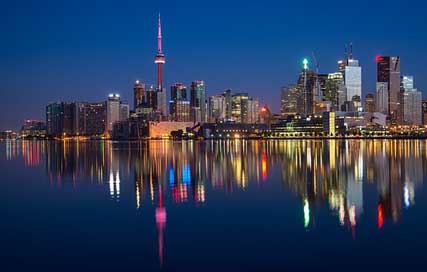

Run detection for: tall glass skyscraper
[[190, 80, 207, 123]]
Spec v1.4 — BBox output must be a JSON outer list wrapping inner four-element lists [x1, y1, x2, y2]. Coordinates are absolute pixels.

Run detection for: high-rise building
[[364, 93, 375, 113], [376, 82, 389, 115], [399, 75, 422, 125], [422, 100, 427, 125], [133, 80, 145, 110], [377, 56, 400, 119], [173, 100, 191, 122], [324, 73, 346, 111], [343, 59, 362, 102], [208, 95, 226, 122], [338, 44, 362, 106], [46, 102, 78, 137], [145, 85, 157, 110], [280, 85, 300, 116], [77, 102, 106, 136], [231, 92, 249, 123], [190, 80, 206, 123], [297, 59, 317, 114], [223, 89, 232, 120], [119, 101, 129, 121], [170, 83, 187, 101], [169, 83, 187, 121], [156, 90, 167, 116], [247, 98, 259, 123], [107, 94, 120, 133]]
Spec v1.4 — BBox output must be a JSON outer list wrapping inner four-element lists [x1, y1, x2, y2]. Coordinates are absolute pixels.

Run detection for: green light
[[304, 198, 310, 228], [303, 58, 309, 70]]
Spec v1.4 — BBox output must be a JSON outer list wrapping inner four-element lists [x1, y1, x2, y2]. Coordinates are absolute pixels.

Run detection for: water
[[1, 139, 427, 271]]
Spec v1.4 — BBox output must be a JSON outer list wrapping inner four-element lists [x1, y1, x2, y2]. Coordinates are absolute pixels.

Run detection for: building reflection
[[5, 139, 427, 265]]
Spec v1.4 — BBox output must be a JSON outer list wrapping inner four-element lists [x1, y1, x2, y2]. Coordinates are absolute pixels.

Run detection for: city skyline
[[2, 0, 427, 130]]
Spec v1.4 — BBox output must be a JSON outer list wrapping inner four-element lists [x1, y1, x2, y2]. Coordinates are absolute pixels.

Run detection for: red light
[[377, 203, 383, 229], [376, 56, 382, 63]]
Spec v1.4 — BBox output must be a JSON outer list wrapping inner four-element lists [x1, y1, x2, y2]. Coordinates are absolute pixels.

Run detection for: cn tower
[[154, 14, 165, 91]]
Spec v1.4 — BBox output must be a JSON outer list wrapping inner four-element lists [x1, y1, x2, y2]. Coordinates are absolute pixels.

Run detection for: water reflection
[[5, 139, 427, 266]]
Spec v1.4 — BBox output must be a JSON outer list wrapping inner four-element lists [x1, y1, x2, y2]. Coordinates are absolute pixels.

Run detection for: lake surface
[[1, 140, 427, 271]]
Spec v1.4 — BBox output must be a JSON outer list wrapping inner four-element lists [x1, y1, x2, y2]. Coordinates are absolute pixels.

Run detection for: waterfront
[[2, 140, 427, 271]]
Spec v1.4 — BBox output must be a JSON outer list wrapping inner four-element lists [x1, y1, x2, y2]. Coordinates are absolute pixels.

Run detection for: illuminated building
[[247, 98, 259, 123], [364, 93, 375, 113], [119, 101, 129, 121], [190, 80, 207, 123], [77, 102, 106, 136], [20, 120, 46, 138], [170, 100, 190, 122], [322, 112, 336, 135], [327, 72, 347, 111], [170, 83, 190, 121], [297, 58, 317, 114], [106, 94, 120, 133], [46, 102, 78, 137], [259, 105, 272, 126], [375, 82, 389, 115], [208, 94, 226, 122], [399, 75, 422, 125], [376, 56, 400, 120], [133, 80, 145, 110], [338, 44, 362, 107], [223, 89, 232, 120], [231, 92, 249, 123], [422, 99, 427, 125], [280, 84, 300, 116], [112, 117, 149, 140]]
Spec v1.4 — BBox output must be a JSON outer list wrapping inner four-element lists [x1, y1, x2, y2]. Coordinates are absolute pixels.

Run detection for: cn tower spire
[[154, 13, 166, 92], [157, 13, 162, 54]]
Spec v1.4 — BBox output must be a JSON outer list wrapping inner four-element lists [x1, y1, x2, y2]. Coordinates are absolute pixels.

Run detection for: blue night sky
[[1, 0, 426, 130]]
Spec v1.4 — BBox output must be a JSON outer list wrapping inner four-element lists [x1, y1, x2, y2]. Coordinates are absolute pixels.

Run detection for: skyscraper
[[377, 56, 400, 119], [422, 100, 427, 125], [133, 80, 145, 110], [208, 95, 226, 122], [190, 80, 206, 123], [247, 98, 259, 123], [399, 76, 422, 125], [170, 83, 189, 121], [223, 89, 232, 120], [324, 73, 346, 111], [119, 101, 129, 121], [232, 92, 249, 123], [46, 102, 78, 137], [77, 102, 107, 136], [338, 44, 362, 105], [297, 59, 317, 114], [376, 82, 389, 115], [280, 85, 299, 116], [106, 94, 120, 133]]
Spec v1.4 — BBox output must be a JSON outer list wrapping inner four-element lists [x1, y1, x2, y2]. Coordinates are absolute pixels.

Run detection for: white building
[[376, 82, 389, 115], [208, 95, 226, 122], [401, 76, 422, 125], [107, 94, 120, 132], [344, 59, 362, 102]]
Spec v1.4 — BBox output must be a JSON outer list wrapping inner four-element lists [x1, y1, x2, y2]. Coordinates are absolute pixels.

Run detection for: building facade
[[190, 80, 207, 123], [377, 56, 400, 119]]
